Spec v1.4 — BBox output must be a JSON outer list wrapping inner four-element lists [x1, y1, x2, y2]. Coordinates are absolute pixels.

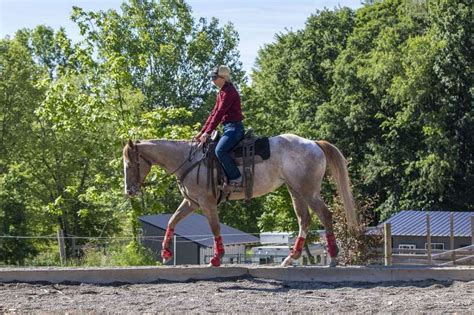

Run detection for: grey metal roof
[[382, 210, 474, 237], [139, 213, 260, 247]]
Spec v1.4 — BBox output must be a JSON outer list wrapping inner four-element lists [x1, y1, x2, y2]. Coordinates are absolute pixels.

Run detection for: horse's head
[[123, 140, 152, 197]]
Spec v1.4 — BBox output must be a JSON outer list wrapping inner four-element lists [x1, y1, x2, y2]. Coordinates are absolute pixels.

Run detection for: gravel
[[1, 277, 473, 313]]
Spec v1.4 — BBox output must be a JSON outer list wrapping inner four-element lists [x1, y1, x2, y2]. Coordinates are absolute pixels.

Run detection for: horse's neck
[[138, 140, 191, 175]]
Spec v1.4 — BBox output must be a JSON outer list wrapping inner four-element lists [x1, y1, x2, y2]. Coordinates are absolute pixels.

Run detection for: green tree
[[0, 36, 47, 264], [71, 0, 244, 121], [316, 0, 473, 219], [0, 164, 37, 265]]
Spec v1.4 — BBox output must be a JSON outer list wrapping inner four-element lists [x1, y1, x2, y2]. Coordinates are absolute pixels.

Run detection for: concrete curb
[[0, 266, 473, 284], [248, 266, 474, 283], [0, 266, 248, 284]]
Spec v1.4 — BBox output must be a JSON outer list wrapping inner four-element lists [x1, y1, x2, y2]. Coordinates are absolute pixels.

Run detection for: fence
[[0, 230, 329, 267], [5, 215, 473, 267], [384, 214, 474, 266]]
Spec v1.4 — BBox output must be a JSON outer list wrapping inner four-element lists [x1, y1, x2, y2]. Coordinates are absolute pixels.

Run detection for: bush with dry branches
[[322, 196, 383, 265]]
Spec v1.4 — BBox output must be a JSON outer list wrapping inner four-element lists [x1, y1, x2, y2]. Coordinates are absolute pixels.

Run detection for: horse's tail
[[316, 140, 358, 230]]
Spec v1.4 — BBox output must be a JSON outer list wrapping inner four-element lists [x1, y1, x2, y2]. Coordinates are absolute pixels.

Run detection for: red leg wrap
[[210, 236, 225, 267], [161, 248, 173, 261], [290, 236, 305, 259], [214, 236, 225, 259], [325, 232, 338, 257], [161, 227, 174, 261]]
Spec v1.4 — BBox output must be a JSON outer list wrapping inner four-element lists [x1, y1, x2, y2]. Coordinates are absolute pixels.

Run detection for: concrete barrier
[[248, 265, 474, 283], [0, 265, 473, 284], [0, 266, 248, 284]]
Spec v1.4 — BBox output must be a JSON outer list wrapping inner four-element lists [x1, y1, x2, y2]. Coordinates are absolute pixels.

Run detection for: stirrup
[[218, 181, 242, 193]]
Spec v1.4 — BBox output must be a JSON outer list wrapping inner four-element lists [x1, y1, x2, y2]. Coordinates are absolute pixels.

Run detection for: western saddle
[[203, 128, 270, 203]]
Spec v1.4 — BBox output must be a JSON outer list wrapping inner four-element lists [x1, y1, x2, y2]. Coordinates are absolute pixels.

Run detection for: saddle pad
[[232, 137, 270, 160]]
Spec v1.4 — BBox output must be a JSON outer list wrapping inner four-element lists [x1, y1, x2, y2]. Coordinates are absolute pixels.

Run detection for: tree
[[0, 164, 38, 265], [71, 0, 244, 120], [2, 0, 246, 264]]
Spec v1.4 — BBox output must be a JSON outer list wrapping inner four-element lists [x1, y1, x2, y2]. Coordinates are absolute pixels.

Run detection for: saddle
[[204, 128, 270, 203]]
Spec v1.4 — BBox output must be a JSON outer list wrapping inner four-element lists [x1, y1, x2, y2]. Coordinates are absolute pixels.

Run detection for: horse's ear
[[128, 139, 134, 148]]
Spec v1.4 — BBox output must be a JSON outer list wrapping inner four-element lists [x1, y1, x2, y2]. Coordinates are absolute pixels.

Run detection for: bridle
[[128, 140, 205, 191], [131, 143, 154, 188]]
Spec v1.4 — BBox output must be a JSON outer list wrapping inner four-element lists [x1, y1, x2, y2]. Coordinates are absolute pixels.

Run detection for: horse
[[123, 134, 358, 267]]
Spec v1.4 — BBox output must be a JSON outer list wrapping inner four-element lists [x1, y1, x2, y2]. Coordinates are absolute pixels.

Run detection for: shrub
[[77, 241, 159, 266], [326, 195, 383, 265]]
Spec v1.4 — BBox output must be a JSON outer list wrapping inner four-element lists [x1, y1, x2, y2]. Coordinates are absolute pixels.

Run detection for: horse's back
[[269, 133, 326, 180], [227, 134, 325, 200], [270, 134, 325, 161]]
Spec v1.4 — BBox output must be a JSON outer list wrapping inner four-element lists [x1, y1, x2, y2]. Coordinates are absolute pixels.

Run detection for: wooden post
[[450, 212, 455, 264], [384, 223, 392, 266], [71, 236, 76, 258], [57, 229, 66, 266], [426, 213, 431, 265], [471, 216, 474, 246]]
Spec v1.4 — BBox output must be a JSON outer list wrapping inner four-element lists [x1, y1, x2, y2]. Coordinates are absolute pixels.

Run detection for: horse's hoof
[[161, 257, 173, 265], [161, 248, 173, 263], [210, 256, 221, 267], [281, 256, 293, 267]]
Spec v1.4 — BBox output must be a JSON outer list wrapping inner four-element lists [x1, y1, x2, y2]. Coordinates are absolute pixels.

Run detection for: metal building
[[383, 210, 474, 250], [139, 213, 260, 265]]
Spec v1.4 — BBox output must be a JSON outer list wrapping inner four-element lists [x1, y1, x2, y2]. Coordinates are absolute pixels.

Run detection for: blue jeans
[[215, 122, 244, 181]]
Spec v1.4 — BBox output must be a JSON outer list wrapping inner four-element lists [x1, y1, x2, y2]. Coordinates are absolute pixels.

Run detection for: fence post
[[471, 216, 474, 246], [71, 236, 76, 258], [426, 213, 431, 265], [384, 223, 392, 266], [450, 212, 455, 264], [57, 229, 66, 266]]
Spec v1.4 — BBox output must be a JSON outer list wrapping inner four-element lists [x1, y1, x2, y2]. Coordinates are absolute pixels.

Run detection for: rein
[[134, 140, 206, 188]]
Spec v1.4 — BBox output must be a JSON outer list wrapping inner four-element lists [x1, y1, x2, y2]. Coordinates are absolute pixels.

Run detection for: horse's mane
[[123, 143, 132, 163], [123, 139, 193, 162], [148, 139, 192, 144]]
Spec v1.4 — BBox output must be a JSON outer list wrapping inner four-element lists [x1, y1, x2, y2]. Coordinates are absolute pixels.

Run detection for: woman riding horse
[[194, 65, 244, 192], [123, 66, 358, 267]]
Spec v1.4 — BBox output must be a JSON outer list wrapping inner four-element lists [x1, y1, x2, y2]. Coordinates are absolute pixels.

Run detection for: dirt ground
[[1, 276, 473, 314]]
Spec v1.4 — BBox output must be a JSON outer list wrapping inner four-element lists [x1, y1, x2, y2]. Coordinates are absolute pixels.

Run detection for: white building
[[251, 232, 328, 266]]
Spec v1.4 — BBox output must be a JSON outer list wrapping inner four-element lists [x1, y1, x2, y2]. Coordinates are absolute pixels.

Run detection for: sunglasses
[[211, 74, 223, 81]]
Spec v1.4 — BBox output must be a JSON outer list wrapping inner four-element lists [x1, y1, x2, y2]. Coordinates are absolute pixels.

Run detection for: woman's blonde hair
[[218, 65, 231, 81]]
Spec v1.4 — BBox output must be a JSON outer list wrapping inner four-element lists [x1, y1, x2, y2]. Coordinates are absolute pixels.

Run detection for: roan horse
[[123, 134, 358, 267]]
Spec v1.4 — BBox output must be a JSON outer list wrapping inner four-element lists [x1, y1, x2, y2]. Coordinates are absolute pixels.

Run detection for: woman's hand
[[193, 132, 202, 141], [199, 132, 209, 143]]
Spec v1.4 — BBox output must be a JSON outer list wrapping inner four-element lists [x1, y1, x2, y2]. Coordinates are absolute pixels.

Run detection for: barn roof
[[139, 213, 260, 247], [381, 210, 474, 237]]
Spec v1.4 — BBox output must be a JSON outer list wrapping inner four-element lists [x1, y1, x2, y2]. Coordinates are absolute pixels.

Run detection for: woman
[[194, 65, 244, 191]]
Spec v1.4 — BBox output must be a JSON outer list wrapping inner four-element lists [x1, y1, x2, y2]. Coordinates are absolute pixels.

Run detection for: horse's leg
[[281, 186, 311, 267], [200, 202, 225, 267], [308, 196, 338, 267], [161, 198, 197, 263]]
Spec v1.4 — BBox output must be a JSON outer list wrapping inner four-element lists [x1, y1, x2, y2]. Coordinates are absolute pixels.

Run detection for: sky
[[0, 0, 362, 75]]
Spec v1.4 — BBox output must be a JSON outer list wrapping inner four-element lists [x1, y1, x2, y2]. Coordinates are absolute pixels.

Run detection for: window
[[399, 244, 416, 249], [425, 243, 444, 250]]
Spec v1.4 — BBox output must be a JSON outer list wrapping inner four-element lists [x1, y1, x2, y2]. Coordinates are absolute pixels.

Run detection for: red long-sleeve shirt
[[201, 82, 244, 134]]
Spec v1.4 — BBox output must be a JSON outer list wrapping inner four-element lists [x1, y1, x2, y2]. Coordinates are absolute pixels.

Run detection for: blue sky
[[0, 0, 362, 75]]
